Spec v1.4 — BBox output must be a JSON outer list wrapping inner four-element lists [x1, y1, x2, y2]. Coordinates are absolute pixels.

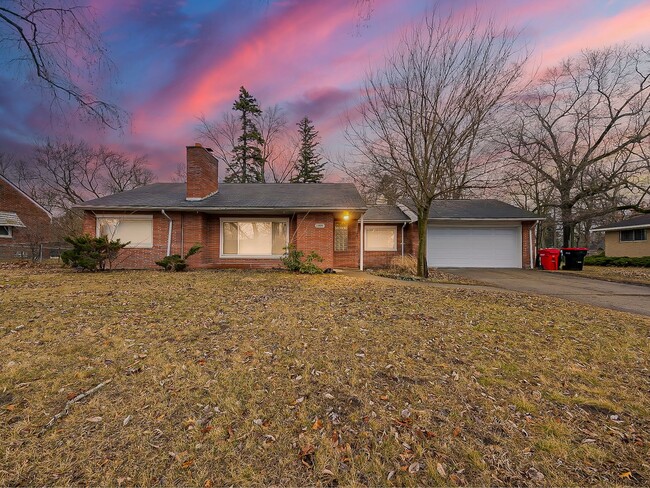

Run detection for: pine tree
[[291, 117, 325, 183], [225, 86, 266, 183]]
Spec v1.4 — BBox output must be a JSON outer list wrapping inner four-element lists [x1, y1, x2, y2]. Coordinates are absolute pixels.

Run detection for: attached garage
[[360, 199, 542, 270], [423, 200, 543, 269], [427, 224, 522, 268]]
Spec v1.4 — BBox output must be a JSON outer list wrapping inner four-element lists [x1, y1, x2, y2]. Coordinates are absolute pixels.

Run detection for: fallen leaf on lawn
[[380, 395, 389, 401], [122, 415, 132, 426], [526, 467, 544, 481], [299, 445, 315, 468], [323, 393, 334, 400], [436, 462, 447, 478], [453, 426, 462, 437], [322, 468, 334, 476], [5, 404, 16, 411], [387, 470, 395, 481], [182, 459, 194, 469], [401, 408, 411, 419], [253, 418, 264, 426], [331, 430, 340, 445], [204, 479, 213, 488], [312, 417, 323, 430], [86, 416, 103, 423], [293, 397, 305, 405], [619, 471, 632, 479], [408, 462, 420, 474]]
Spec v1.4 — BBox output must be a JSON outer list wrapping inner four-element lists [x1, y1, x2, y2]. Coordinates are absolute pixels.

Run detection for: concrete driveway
[[446, 268, 650, 317]]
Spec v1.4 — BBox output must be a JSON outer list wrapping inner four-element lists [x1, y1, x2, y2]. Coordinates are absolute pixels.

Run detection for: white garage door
[[427, 225, 522, 268]]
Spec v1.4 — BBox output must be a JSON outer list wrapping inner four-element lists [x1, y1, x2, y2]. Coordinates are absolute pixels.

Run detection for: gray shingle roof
[[0, 211, 26, 227], [77, 183, 367, 211], [363, 205, 410, 222], [425, 199, 541, 220], [593, 214, 650, 231]]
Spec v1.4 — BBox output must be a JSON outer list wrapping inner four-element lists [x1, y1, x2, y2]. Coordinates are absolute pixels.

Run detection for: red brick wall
[[522, 221, 537, 269], [0, 176, 51, 248], [84, 211, 336, 270], [186, 145, 218, 200], [362, 223, 408, 268], [294, 212, 334, 269], [85, 211, 181, 269]]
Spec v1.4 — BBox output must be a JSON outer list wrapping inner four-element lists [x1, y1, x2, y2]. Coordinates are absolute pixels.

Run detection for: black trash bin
[[561, 247, 588, 270]]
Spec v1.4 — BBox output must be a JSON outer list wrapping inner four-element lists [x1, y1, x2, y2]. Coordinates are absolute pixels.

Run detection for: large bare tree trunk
[[417, 209, 429, 278]]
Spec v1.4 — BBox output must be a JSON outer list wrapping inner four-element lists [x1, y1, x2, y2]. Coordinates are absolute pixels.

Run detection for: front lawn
[[576, 266, 650, 286], [1, 268, 648, 486]]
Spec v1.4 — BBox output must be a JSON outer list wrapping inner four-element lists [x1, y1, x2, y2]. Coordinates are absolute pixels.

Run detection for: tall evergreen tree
[[291, 117, 325, 183], [225, 86, 266, 183]]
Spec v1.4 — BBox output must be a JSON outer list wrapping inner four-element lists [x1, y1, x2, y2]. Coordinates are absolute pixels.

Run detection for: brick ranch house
[[0, 174, 52, 259], [78, 144, 541, 270]]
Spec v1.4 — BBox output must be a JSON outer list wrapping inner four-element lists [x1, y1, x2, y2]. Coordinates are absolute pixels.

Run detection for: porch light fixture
[[343, 212, 350, 221]]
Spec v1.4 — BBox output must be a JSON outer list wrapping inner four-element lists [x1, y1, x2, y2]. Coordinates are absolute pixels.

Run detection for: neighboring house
[[592, 215, 650, 257], [0, 175, 52, 259], [78, 143, 541, 270]]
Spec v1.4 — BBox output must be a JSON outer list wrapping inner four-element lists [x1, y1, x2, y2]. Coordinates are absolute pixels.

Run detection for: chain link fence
[[0, 243, 72, 262]]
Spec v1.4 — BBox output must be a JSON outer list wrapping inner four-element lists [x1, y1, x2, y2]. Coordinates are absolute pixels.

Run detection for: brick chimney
[[186, 143, 218, 200]]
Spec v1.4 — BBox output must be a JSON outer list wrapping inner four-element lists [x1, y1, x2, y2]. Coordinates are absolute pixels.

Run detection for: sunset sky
[[2, 0, 650, 178]]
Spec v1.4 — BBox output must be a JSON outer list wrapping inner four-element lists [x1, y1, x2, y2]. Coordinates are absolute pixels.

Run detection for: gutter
[[590, 224, 650, 232], [75, 205, 368, 212], [161, 210, 172, 256]]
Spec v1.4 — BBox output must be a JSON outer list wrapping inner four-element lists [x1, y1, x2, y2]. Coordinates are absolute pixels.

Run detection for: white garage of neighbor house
[[363, 200, 542, 269]]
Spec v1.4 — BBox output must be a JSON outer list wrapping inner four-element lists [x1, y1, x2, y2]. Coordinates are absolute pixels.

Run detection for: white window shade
[[221, 220, 288, 257], [97, 215, 153, 248], [365, 225, 397, 251]]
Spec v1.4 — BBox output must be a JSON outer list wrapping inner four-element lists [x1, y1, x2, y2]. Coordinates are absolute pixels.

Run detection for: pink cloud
[[538, 2, 650, 66]]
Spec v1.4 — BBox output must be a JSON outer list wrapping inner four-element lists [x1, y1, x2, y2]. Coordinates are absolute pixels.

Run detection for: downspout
[[401, 222, 407, 258], [359, 215, 364, 271], [529, 222, 535, 269], [161, 210, 172, 256]]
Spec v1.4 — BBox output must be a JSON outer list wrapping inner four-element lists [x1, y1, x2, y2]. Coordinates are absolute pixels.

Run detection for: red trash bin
[[538, 248, 561, 270]]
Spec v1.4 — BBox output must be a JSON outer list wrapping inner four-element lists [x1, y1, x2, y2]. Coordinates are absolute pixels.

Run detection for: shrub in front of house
[[584, 254, 650, 267], [155, 244, 202, 271], [61, 234, 128, 271], [281, 245, 324, 274]]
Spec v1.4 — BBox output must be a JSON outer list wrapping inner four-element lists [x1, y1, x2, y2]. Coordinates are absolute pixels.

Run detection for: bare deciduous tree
[[14, 139, 153, 214], [502, 45, 650, 247], [0, 0, 125, 128], [345, 11, 527, 276]]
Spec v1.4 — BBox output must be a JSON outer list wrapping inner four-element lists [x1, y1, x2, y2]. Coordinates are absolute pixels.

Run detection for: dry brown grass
[[368, 255, 482, 285], [571, 266, 650, 286], [1, 267, 649, 486]]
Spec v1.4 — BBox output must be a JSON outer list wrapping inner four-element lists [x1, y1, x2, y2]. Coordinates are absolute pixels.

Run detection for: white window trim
[[220, 217, 290, 259], [364, 225, 397, 251], [96, 214, 154, 249], [0, 225, 13, 238], [620, 229, 647, 242]]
